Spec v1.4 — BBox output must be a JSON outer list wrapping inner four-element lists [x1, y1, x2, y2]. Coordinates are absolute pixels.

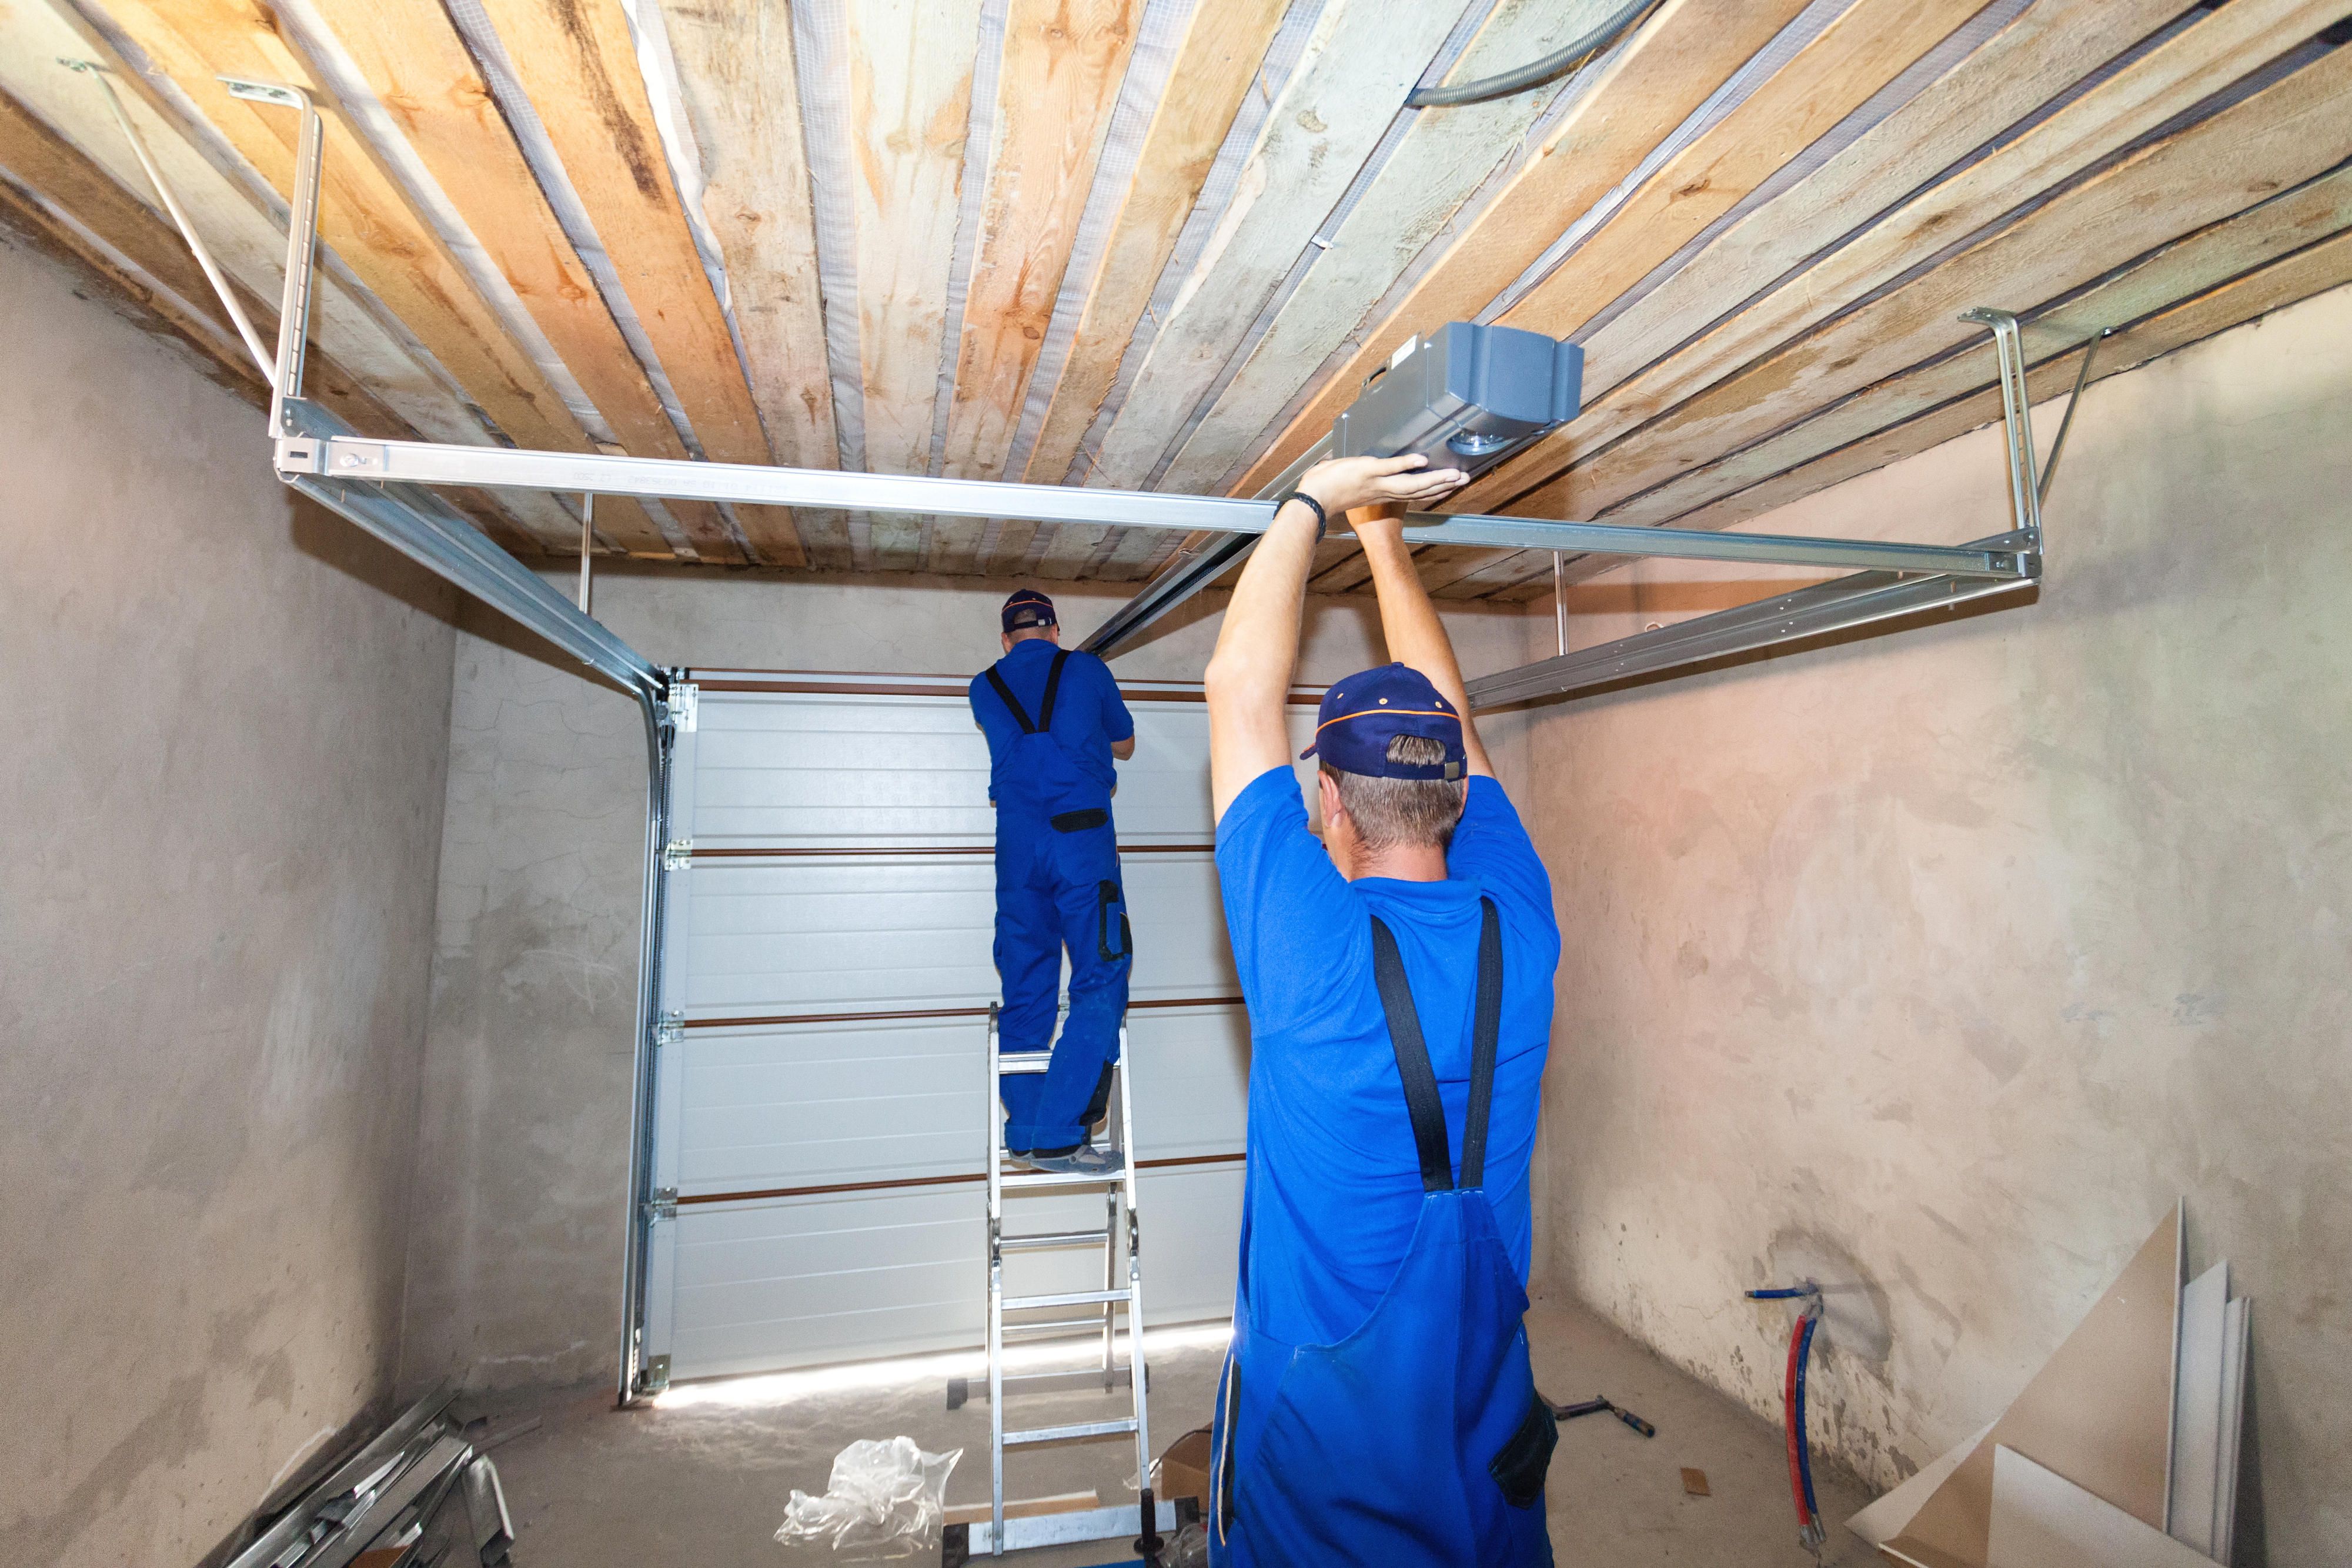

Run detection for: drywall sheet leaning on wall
[[1986, 1446, 2217, 1568], [1877, 1206, 2181, 1568]]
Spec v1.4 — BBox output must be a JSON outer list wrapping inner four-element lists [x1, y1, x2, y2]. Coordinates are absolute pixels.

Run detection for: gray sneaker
[[1024, 1144, 1124, 1176]]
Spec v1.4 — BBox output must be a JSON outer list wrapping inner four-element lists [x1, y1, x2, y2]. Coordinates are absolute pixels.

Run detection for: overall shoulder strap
[[1368, 915, 1454, 1193], [1458, 897, 1504, 1191], [984, 663, 1037, 733], [1037, 648, 1072, 730]]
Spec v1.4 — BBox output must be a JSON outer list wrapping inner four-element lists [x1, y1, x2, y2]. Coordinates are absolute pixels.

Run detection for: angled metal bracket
[[1462, 307, 2068, 711]]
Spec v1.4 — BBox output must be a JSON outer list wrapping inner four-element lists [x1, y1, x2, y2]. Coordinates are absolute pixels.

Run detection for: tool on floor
[[939, 1008, 1179, 1566], [1747, 1282, 1826, 1560], [1543, 1394, 1656, 1437]]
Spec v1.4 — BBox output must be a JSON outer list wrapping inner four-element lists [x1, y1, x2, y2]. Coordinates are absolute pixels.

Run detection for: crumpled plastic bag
[[776, 1437, 962, 1557]]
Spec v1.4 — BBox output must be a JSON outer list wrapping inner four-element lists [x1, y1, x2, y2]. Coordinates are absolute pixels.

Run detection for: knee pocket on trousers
[[1095, 880, 1131, 962], [1488, 1392, 1558, 1510]]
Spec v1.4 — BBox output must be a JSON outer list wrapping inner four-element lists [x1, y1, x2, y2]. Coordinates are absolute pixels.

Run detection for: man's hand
[[1296, 453, 1466, 518]]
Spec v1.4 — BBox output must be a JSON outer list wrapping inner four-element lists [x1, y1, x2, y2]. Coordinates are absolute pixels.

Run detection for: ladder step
[[996, 1055, 1053, 1075], [1002, 1288, 1131, 1311], [1000, 1316, 1111, 1338], [999, 1229, 1111, 1251], [1001, 1168, 1127, 1189], [1003, 1418, 1138, 1446]]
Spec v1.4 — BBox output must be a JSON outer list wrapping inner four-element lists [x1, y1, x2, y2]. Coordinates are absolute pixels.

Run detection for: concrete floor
[[466, 1290, 1880, 1566]]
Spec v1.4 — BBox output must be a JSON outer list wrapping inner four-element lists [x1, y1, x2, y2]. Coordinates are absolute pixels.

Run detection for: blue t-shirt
[[968, 640, 1134, 805], [1216, 766, 1559, 1349]]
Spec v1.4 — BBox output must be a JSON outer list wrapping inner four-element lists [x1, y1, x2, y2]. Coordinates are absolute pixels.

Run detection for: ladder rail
[[980, 1012, 1153, 1558]]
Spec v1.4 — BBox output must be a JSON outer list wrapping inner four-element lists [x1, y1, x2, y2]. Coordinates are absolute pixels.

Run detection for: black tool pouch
[[1488, 1392, 1558, 1509], [1050, 807, 1109, 833]]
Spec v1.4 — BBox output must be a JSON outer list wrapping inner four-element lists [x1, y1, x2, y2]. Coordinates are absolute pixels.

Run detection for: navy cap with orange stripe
[[1299, 663, 1467, 780]]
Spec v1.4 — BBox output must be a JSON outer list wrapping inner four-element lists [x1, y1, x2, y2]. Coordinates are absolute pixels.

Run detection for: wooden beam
[[1459, 0, 2334, 515], [1082, 0, 1470, 490], [1226, 0, 1814, 499], [1506, 40, 2352, 526], [663, 0, 848, 568], [1017, 0, 1287, 486], [303, 0, 724, 559], [841, 0, 985, 569], [101, 0, 601, 458], [473, 0, 803, 565], [1152, 0, 1639, 497], [1478, 228, 2352, 602], [940, 0, 1139, 482]]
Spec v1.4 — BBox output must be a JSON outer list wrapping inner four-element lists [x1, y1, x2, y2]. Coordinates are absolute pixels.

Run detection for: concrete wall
[[0, 236, 459, 1562], [399, 571, 1532, 1393], [1523, 284, 2352, 1562]]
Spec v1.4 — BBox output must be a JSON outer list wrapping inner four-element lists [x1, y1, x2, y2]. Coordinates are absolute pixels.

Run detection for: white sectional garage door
[[637, 669, 1315, 1380]]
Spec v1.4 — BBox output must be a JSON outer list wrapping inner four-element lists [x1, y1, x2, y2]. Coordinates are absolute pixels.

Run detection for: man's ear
[[1315, 769, 1344, 833], [1001, 632, 1014, 654]]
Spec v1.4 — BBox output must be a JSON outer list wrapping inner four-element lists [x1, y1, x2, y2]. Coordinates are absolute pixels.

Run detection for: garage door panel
[[650, 680, 1258, 1379]]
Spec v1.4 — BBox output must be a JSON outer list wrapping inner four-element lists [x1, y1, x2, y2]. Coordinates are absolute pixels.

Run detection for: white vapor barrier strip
[[265, 0, 623, 440], [792, 0, 869, 480], [1571, 0, 2027, 346], [1209, 0, 1659, 492], [926, 0, 1013, 489], [440, 0, 709, 479], [1136, 0, 1498, 489], [996, 0, 1202, 488], [1474, 0, 1860, 326], [1061, 0, 1329, 486]]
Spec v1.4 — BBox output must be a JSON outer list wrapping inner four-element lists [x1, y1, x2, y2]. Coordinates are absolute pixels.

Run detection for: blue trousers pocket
[[1488, 1393, 1557, 1509], [1050, 807, 1109, 832]]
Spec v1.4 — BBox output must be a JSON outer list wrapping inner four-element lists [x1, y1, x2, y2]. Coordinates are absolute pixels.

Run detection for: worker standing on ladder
[[1201, 457, 1562, 1566], [971, 589, 1138, 1175]]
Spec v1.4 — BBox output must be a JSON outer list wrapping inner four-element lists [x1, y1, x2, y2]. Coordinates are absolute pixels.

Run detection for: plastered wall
[[400, 571, 1531, 1393], [1523, 283, 2352, 1562], [0, 235, 460, 1562]]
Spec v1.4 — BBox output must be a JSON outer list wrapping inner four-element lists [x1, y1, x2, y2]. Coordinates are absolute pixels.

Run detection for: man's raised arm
[[1355, 510, 1491, 779], [1205, 456, 1468, 818]]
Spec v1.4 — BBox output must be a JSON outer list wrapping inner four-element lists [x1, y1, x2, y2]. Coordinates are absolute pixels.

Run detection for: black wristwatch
[[1276, 490, 1328, 540]]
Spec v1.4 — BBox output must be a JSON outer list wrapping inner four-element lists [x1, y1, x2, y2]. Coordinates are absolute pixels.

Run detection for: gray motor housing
[[1330, 322, 1582, 484]]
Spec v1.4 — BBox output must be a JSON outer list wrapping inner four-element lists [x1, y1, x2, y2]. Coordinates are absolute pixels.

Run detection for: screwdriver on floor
[[1545, 1394, 1656, 1437]]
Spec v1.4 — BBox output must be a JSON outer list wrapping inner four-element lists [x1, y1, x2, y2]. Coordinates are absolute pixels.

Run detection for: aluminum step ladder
[[943, 1005, 1175, 1560]]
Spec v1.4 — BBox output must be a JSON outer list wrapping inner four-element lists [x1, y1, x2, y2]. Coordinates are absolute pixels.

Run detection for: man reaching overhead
[[970, 590, 1137, 1174], [1203, 459, 1562, 1566]]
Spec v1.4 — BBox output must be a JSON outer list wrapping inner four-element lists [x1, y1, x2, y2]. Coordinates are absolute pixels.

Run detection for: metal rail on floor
[[99, 83, 2080, 1407]]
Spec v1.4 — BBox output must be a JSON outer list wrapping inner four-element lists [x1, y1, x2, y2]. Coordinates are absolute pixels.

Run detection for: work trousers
[[994, 811, 1131, 1152]]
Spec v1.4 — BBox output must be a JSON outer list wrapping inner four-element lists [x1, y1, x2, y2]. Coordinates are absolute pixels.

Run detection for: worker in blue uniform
[[1201, 457, 1562, 1566], [970, 590, 1138, 1175]]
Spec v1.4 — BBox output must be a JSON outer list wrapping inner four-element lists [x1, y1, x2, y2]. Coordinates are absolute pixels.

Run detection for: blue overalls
[[980, 648, 1132, 1153], [1210, 900, 1556, 1567]]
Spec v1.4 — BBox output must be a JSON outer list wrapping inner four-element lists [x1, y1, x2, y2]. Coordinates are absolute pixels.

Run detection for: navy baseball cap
[[1002, 589, 1057, 633], [1300, 663, 1467, 780]]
